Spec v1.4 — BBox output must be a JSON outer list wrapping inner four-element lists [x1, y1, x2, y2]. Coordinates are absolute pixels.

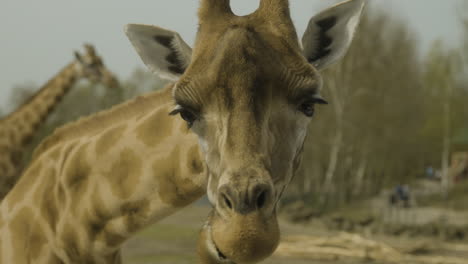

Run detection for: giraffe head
[[74, 44, 119, 88], [126, 0, 364, 262]]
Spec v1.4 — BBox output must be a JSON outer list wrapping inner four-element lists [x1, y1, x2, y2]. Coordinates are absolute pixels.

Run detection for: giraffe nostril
[[218, 183, 272, 214], [222, 193, 233, 210], [256, 190, 267, 209]]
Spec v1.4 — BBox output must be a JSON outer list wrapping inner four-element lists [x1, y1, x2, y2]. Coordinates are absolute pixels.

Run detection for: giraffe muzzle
[[198, 208, 280, 264], [199, 170, 279, 263], [218, 182, 272, 216]]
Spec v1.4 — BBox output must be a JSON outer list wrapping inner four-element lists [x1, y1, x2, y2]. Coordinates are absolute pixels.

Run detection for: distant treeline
[[286, 6, 468, 211]]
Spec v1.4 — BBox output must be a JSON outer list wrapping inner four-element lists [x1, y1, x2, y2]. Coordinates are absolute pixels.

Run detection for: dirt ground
[[122, 205, 357, 263], [122, 204, 468, 264]]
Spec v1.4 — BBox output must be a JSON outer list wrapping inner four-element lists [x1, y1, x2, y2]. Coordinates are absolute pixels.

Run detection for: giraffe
[[0, 44, 119, 200], [0, 0, 365, 263]]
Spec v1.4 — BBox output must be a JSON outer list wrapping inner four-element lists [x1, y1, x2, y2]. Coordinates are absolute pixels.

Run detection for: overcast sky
[[0, 0, 463, 113]]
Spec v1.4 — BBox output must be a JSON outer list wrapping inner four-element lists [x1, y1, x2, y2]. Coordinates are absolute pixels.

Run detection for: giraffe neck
[[1, 62, 80, 147], [0, 62, 80, 201], [0, 85, 207, 263]]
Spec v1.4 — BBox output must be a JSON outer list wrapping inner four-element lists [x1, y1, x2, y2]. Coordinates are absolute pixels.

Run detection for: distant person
[[425, 166, 435, 180], [389, 184, 411, 208], [400, 185, 411, 208]]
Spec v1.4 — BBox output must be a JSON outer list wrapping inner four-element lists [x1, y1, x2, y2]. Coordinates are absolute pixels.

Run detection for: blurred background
[[1, 0, 467, 263]]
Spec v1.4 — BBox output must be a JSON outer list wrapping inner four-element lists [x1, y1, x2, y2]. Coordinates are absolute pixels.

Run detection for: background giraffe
[[0, 44, 119, 200]]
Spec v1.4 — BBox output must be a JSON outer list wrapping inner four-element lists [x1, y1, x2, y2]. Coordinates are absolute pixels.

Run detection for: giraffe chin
[[197, 211, 280, 263]]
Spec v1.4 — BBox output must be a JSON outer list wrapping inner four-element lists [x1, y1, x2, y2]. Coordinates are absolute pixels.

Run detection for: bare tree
[[424, 41, 461, 196], [288, 8, 424, 211]]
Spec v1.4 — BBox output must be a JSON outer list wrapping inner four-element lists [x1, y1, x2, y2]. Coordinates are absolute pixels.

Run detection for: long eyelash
[[169, 109, 181, 116], [169, 105, 184, 116], [314, 97, 329, 105]]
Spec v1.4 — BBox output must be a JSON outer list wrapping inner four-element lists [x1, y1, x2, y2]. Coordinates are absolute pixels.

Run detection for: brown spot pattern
[[106, 148, 142, 199], [136, 110, 173, 147], [105, 231, 126, 248], [22, 110, 33, 124], [61, 223, 83, 261], [84, 191, 111, 242], [153, 146, 204, 207], [7, 162, 42, 211], [35, 166, 59, 232], [28, 221, 47, 260], [187, 145, 204, 174], [86, 213, 105, 241], [47, 253, 66, 264], [95, 125, 126, 155], [121, 199, 150, 233], [9, 207, 34, 263], [65, 144, 91, 200]]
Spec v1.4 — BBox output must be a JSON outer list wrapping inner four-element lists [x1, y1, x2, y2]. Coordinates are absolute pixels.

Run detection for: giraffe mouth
[[200, 208, 279, 263], [205, 225, 233, 263], [215, 244, 228, 261]]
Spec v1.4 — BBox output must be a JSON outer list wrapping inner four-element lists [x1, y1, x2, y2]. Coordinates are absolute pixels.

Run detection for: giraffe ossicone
[[0, 1, 364, 263]]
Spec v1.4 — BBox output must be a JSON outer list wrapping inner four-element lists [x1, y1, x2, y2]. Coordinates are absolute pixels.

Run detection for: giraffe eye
[[298, 102, 316, 117], [170, 106, 199, 127], [179, 109, 197, 126], [298, 97, 328, 118]]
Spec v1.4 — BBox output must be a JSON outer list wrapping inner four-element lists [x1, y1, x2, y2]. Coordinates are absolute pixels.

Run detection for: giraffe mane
[[32, 84, 175, 160]]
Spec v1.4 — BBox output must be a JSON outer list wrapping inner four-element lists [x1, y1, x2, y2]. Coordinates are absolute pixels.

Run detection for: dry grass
[[122, 204, 468, 264]]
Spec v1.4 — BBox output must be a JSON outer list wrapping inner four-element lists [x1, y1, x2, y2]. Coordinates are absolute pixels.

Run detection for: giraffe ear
[[125, 24, 192, 81], [302, 0, 365, 71], [74, 51, 83, 63]]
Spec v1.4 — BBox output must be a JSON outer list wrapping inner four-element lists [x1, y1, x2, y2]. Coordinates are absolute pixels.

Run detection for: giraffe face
[[175, 23, 321, 264], [126, 0, 364, 262], [74, 44, 119, 88]]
